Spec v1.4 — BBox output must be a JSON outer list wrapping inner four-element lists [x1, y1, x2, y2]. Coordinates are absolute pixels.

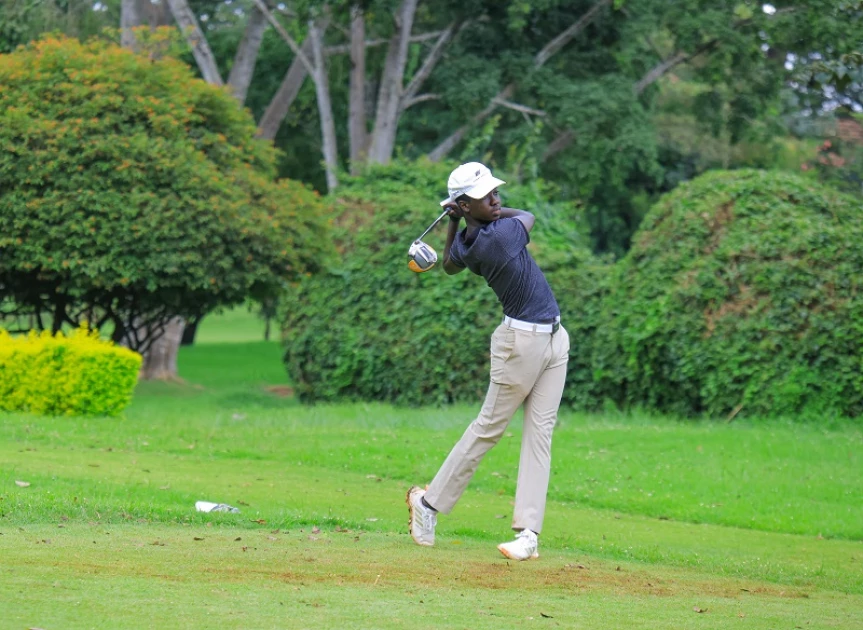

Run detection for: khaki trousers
[[424, 321, 570, 534]]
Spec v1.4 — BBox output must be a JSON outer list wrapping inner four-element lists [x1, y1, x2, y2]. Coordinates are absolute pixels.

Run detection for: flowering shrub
[[0, 327, 141, 417]]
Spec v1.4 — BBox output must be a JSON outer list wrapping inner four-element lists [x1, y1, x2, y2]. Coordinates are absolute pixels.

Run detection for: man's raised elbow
[[518, 213, 536, 233]]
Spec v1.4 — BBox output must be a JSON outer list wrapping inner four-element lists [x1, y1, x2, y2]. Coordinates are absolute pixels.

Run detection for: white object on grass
[[195, 501, 240, 513]]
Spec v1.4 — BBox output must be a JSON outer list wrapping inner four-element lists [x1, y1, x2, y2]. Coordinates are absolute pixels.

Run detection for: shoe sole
[[406, 486, 433, 547], [497, 544, 539, 561]]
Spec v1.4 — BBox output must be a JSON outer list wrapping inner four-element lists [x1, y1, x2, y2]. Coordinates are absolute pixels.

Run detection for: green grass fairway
[[1, 313, 861, 628]]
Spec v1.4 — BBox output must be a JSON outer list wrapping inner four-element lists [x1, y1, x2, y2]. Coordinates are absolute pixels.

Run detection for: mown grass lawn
[[1, 310, 861, 629]]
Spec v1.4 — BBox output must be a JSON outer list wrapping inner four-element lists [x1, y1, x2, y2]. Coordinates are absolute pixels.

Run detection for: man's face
[[460, 189, 501, 223]]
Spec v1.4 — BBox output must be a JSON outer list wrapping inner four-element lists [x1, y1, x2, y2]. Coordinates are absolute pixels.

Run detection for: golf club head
[[408, 240, 437, 273]]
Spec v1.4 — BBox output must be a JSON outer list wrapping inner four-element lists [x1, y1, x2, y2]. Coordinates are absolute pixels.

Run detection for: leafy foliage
[[0, 0, 115, 53], [0, 326, 141, 416], [282, 159, 610, 406], [594, 169, 863, 419], [0, 35, 332, 347]]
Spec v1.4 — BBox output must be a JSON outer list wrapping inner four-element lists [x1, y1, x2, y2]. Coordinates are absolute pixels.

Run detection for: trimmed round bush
[[282, 159, 610, 407], [0, 327, 142, 417], [594, 169, 863, 419]]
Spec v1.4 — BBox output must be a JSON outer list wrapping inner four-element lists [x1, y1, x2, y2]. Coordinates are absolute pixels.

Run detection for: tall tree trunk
[[120, 0, 143, 50], [428, 0, 611, 162], [139, 317, 186, 380], [256, 37, 313, 140], [228, 2, 270, 103], [309, 18, 339, 191], [348, 4, 368, 172], [166, 0, 224, 85], [367, 0, 419, 164], [143, 0, 172, 28], [180, 316, 202, 345]]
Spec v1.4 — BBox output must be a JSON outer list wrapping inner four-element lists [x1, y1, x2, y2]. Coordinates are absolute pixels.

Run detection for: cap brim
[[464, 175, 506, 200], [440, 174, 506, 206]]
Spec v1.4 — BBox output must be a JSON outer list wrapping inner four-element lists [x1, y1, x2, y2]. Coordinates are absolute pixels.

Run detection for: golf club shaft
[[416, 210, 450, 242]]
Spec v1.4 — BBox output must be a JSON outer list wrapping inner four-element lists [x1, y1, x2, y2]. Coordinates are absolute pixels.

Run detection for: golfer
[[407, 162, 570, 561]]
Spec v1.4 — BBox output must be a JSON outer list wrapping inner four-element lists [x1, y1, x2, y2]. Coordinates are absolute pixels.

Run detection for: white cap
[[439, 162, 506, 206]]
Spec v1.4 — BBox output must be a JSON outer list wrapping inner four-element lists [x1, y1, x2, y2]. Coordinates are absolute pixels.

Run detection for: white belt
[[503, 315, 560, 333]]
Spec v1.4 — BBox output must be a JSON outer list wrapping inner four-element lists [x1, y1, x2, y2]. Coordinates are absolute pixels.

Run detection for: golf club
[[408, 209, 449, 273]]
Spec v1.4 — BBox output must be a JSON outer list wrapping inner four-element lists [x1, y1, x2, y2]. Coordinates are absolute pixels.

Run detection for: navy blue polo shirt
[[449, 217, 560, 324]]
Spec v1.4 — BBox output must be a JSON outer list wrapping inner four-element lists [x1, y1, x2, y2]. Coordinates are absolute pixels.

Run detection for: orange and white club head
[[408, 240, 437, 273]]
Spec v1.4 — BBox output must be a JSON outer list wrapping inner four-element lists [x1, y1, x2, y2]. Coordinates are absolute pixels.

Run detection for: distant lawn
[[0, 304, 269, 344], [1, 339, 861, 629], [193, 305, 270, 344]]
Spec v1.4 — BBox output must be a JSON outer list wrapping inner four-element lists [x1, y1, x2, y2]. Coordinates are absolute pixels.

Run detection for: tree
[[0, 35, 332, 377]]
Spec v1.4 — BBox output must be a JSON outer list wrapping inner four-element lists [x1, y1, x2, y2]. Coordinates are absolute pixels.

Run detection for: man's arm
[[442, 212, 465, 275], [499, 207, 535, 233]]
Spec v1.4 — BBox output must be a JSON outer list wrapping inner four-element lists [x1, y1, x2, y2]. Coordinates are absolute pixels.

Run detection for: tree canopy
[[0, 35, 331, 349]]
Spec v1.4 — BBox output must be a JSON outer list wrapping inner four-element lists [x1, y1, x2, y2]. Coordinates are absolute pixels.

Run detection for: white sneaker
[[498, 529, 539, 560], [406, 486, 436, 546]]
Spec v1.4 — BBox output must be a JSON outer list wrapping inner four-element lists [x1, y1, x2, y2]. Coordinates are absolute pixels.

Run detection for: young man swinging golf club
[[406, 162, 570, 561]]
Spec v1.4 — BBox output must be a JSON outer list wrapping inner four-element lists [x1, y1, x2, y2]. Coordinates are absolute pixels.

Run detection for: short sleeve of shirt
[[494, 217, 530, 258], [448, 236, 466, 268]]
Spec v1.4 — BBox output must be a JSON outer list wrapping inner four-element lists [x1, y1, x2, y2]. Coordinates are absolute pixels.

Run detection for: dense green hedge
[[0, 328, 141, 416], [284, 166, 863, 418], [594, 169, 863, 419], [282, 160, 609, 406]]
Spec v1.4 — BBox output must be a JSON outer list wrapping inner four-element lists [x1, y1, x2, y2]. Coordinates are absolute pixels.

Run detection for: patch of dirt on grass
[[252, 554, 812, 601], [264, 385, 294, 397], [30, 534, 816, 602]]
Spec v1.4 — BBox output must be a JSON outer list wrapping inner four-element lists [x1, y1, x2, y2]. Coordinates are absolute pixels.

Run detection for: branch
[[634, 18, 753, 95], [324, 30, 445, 56], [251, 0, 315, 75], [633, 50, 688, 94], [402, 93, 440, 109], [400, 22, 458, 110], [535, 0, 612, 67], [165, 0, 223, 85], [492, 98, 546, 117], [427, 0, 610, 162], [428, 84, 515, 161], [256, 36, 313, 141]]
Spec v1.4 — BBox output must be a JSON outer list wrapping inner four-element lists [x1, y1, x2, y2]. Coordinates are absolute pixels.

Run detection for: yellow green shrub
[[0, 328, 141, 417]]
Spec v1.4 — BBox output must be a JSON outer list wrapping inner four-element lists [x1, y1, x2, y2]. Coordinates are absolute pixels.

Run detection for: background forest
[[2, 0, 860, 254]]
